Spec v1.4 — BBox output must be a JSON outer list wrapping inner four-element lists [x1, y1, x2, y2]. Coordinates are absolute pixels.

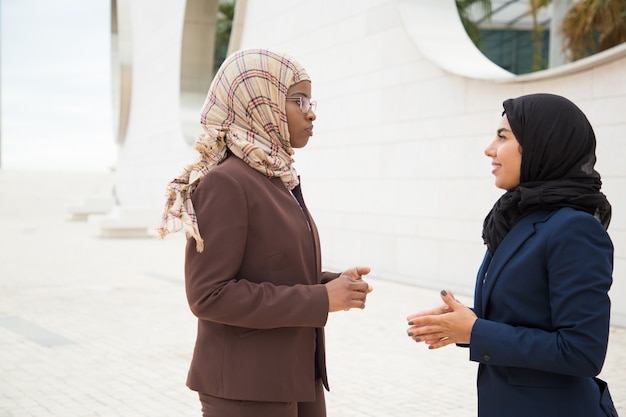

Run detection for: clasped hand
[[406, 289, 477, 349], [326, 266, 373, 312]]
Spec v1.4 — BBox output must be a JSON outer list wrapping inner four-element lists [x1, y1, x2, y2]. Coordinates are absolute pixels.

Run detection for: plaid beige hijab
[[158, 49, 310, 251]]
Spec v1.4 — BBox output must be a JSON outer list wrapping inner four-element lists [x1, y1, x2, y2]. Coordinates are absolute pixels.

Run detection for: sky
[[1, 0, 116, 171]]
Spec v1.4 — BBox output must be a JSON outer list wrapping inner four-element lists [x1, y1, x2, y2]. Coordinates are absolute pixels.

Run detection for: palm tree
[[529, 0, 552, 70], [560, 0, 626, 60], [458, 0, 626, 70], [456, 0, 493, 47]]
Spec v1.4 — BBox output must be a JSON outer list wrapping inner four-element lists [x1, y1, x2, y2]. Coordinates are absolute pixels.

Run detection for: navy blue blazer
[[470, 208, 617, 417]]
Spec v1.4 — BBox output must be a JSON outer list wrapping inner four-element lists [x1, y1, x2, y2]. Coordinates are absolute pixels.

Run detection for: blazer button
[[483, 354, 491, 362]]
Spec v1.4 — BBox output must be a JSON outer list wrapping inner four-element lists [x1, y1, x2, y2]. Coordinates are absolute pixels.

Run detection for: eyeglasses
[[286, 96, 317, 113]]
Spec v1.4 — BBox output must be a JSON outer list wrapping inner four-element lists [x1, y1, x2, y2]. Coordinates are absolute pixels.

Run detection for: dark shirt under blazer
[[184, 155, 339, 402], [471, 208, 616, 417]]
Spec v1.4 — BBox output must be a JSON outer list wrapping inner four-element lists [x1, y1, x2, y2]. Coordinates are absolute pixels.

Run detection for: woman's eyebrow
[[497, 128, 511, 135]]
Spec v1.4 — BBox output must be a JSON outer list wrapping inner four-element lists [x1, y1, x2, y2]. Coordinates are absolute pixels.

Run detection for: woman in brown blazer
[[159, 49, 372, 417]]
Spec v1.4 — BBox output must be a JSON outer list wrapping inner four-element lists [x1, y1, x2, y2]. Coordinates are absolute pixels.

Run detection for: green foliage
[[561, 0, 626, 60], [214, 0, 236, 73], [529, 0, 552, 71], [456, 0, 492, 47]]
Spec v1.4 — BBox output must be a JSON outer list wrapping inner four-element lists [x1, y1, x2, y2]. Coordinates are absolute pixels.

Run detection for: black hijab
[[482, 93, 612, 255]]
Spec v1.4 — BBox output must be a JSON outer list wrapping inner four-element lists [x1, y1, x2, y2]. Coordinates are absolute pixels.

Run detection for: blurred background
[[1, 1, 626, 415], [1, 0, 116, 171], [2, 0, 626, 339]]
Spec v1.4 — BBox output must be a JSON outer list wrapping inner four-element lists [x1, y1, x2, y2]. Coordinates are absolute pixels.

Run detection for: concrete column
[[180, 0, 219, 145], [549, 0, 573, 67]]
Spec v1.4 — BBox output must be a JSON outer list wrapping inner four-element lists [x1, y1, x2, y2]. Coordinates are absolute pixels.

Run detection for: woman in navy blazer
[[407, 93, 618, 417]]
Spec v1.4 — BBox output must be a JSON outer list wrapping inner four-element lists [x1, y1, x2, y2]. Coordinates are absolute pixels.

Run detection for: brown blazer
[[184, 155, 339, 402]]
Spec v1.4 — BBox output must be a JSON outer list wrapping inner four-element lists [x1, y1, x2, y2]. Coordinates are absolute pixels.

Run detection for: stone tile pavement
[[1, 171, 624, 417]]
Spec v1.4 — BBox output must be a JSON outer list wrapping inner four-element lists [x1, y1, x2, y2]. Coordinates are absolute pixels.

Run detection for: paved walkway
[[1, 171, 624, 417]]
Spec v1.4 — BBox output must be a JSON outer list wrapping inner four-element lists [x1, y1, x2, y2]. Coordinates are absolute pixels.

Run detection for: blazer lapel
[[474, 251, 491, 317], [480, 211, 551, 317], [290, 180, 322, 278]]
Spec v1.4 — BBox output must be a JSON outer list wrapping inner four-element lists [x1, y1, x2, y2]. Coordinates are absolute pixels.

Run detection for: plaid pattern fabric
[[158, 49, 310, 251]]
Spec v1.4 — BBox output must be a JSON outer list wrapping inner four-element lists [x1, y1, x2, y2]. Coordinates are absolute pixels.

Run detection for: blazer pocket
[[506, 367, 575, 388], [234, 327, 284, 340], [235, 327, 265, 338]]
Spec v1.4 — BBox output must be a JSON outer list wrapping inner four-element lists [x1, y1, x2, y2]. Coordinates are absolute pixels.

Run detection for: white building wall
[[234, 0, 626, 325], [115, 0, 626, 325]]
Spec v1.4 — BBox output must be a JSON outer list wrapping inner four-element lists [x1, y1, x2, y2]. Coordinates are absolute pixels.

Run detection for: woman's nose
[[484, 139, 497, 157]]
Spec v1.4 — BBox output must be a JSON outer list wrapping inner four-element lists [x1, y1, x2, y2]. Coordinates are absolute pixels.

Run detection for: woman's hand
[[325, 266, 373, 312], [406, 289, 477, 349]]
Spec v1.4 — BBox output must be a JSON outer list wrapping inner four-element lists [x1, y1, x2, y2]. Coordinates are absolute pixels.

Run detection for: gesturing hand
[[326, 266, 373, 312], [406, 289, 477, 349]]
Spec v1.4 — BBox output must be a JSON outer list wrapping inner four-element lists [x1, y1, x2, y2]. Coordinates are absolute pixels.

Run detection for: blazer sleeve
[[184, 169, 329, 330], [321, 271, 341, 284], [469, 212, 614, 377]]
